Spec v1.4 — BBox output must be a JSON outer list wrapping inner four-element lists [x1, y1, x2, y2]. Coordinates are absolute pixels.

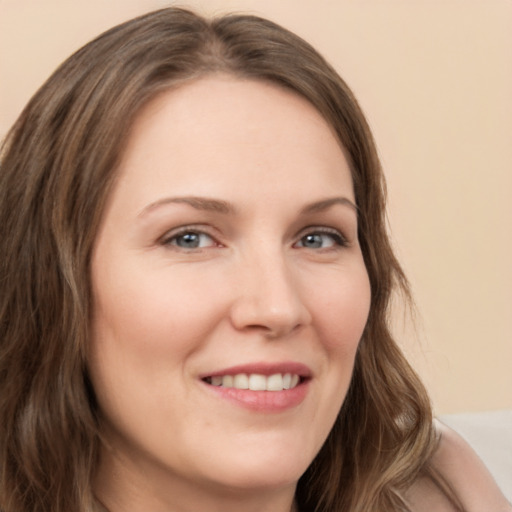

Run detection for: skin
[[406, 421, 512, 512], [89, 75, 371, 512]]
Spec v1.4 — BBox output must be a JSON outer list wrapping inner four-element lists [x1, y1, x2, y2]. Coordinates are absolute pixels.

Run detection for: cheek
[[90, 261, 227, 363], [309, 266, 371, 354], [300, 266, 371, 452], [87, 266, 224, 429]]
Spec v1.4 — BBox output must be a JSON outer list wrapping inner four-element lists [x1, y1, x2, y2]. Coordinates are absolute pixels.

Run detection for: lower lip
[[203, 381, 310, 413]]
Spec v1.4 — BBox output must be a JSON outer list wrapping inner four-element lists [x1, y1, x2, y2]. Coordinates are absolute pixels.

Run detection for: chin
[[199, 443, 313, 492], [210, 463, 304, 493]]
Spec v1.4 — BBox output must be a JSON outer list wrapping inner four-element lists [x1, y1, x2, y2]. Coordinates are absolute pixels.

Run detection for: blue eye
[[166, 231, 215, 249], [295, 230, 347, 249]]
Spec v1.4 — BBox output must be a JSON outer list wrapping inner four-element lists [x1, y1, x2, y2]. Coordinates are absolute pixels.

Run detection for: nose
[[229, 251, 312, 338]]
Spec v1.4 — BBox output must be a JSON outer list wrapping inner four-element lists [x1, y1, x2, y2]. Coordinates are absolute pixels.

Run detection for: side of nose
[[229, 251, 312, 338]]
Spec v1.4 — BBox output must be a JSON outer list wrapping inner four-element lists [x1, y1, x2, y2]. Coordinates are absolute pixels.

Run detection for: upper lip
[[200, 361, 313, 379]]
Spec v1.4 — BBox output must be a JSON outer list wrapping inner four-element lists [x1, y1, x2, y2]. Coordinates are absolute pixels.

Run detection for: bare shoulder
[[405, 420, 512, 512]]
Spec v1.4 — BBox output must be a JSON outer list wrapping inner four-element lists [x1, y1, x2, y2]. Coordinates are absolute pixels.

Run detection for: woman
[[0, 7, 509, 512]]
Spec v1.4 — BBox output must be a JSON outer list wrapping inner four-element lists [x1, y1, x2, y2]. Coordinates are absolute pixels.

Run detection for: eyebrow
[[300, 197, 358, 214], [138, 196, 235, 218], [138, 195, 357, 218]]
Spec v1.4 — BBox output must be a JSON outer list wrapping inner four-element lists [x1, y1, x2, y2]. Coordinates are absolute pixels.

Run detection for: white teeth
[[249, 374, 267, 391], [222, 375, 233, 387], [266, 373, 283, 391], [207, 373, 302, 391], [211, 376, 223, 386], [233, 374, 249, 389]]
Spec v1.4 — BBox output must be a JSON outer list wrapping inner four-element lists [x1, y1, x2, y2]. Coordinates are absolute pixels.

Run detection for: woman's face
[[89, 75, 371, 507]]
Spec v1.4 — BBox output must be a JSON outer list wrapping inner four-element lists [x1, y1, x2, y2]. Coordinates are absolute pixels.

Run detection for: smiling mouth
[[203, 373, 303, 391]]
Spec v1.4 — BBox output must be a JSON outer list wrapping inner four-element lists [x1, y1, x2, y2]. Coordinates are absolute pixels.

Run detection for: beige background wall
[[1, 0, 511, 415]]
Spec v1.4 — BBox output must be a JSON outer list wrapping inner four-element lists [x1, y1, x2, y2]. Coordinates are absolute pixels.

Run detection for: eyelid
[[157, 224, 350, 250], [159, 224, 221, 248], [294, 226, 350, 248]]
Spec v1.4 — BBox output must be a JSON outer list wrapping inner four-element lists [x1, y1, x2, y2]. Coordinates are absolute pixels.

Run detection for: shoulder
[[405, 419, 512, 512]]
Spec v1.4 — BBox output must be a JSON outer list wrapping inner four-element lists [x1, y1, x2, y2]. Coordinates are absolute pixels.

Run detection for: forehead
[[113, 74, 354, 206]]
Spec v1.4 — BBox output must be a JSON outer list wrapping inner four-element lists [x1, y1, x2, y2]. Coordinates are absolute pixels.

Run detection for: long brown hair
[[0, 8, 435, 512]]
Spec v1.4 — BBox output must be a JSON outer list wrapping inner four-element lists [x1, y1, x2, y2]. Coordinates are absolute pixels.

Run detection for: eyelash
[[159, 225, 349, 251], [160, 225, 219, 250], [294, 227, 349, 250]]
